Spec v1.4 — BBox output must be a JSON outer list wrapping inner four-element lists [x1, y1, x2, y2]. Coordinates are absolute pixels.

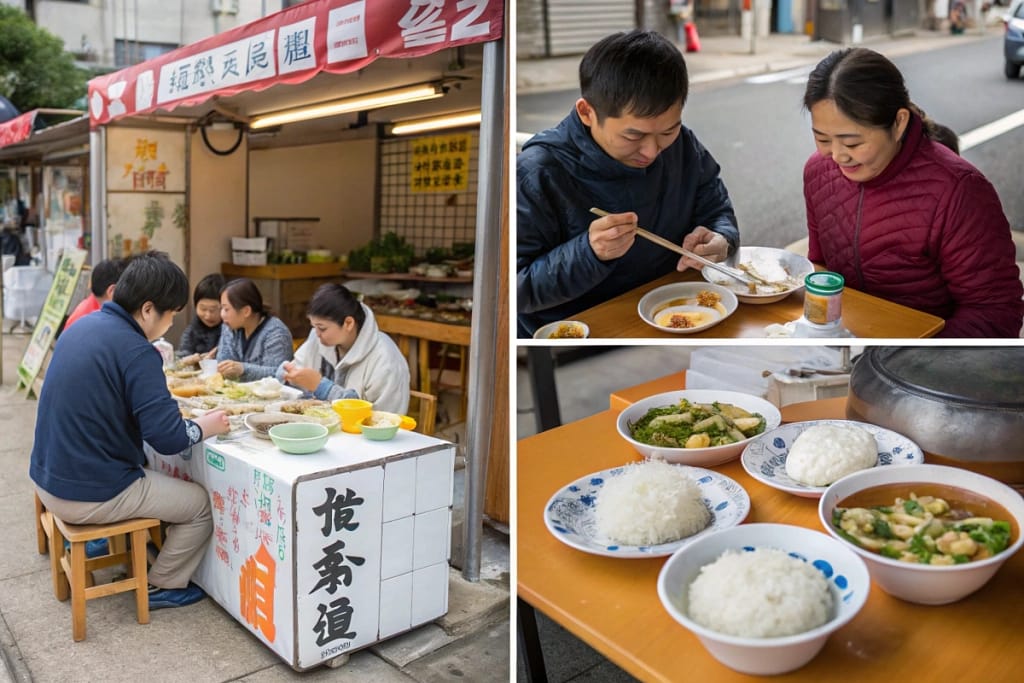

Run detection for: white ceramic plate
[[741, 420, 924, 499], [637, 283, 738, 334], [533, 320, 590, 339], [543, 464, 750, 558], [617, 389, 783, 466], [701, 246, 813, 305]]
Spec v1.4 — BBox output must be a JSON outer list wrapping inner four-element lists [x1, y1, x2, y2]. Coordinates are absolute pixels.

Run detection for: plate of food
[[544, 460, 750, 558], [617, 389, 782, 466], [264, 398, 341, 432], [637, 283, 738, 334], [533, 320, 589, 339], [701, 246, 813, 305], [741, 420, 924, 499]]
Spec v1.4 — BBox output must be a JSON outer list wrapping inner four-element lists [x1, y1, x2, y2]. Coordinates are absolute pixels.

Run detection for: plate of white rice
[[543, 460, 750, 558], [740, 420, 923, 498]]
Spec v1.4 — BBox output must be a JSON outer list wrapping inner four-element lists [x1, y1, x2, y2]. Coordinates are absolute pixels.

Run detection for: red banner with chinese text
[[87, 0, 503, 128]]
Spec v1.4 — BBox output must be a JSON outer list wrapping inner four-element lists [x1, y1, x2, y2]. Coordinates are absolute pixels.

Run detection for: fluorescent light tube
[[390, 110, 482, 135], [249, 84, 444, 130]]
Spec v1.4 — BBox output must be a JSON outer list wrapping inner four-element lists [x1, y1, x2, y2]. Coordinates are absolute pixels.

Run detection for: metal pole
[[750, 0, 758, 54], [461, 34, 506, 583], [89, 128, 107, 263]]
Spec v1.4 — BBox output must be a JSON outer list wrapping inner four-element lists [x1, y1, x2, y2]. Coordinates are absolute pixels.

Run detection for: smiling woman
[[801, 47, 1024, 338]]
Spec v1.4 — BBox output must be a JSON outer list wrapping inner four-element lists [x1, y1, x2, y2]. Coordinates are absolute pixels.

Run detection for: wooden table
[[517, 380, 1024, 682], [572, 271, 945, 338]]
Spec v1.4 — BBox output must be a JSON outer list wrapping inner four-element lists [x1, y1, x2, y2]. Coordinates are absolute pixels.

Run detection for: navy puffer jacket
[[517, 109, 739, 337], [804, 114, 1023, 338]]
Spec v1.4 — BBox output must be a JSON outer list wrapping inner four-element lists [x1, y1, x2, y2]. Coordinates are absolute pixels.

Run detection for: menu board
[[16, 248, 88, 397]]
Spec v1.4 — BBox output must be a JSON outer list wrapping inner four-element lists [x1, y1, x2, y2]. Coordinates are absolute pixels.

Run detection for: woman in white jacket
[[278, 283, 410, 414]]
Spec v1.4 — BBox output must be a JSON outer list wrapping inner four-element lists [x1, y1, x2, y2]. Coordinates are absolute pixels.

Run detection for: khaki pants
[[35, 469, 212, 589]]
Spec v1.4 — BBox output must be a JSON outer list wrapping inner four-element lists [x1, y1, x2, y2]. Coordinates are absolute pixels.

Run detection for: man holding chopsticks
[[517, 30, 740, 338]]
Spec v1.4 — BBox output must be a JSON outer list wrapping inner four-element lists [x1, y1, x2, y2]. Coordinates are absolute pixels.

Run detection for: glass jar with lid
[[803, 272, 844, 326]]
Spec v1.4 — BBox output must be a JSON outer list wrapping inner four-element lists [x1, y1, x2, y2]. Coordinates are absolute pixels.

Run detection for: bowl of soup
[[818, 464, 1024, 605]]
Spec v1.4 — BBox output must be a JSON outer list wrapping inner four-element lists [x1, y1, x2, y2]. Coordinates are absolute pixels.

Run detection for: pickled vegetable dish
[[628, 399, 766, 449], [833, 487, 1013, 565]]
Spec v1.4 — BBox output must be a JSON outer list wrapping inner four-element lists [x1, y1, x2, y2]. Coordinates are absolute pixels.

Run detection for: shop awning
[[87, 0, 504, 128], [0, 112, 37, 148], [0, 112, 89, 159]]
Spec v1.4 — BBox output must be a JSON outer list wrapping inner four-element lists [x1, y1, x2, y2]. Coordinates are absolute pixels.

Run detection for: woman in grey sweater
[[215, 278, 293, 381]]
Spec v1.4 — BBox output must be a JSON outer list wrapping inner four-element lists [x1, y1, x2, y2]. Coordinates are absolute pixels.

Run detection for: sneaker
[[62, 538, 110, 559], [148, 582, 206, 610]]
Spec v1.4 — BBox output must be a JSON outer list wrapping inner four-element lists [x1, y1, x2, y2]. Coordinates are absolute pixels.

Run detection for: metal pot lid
[[860, 347, 1024, 409]]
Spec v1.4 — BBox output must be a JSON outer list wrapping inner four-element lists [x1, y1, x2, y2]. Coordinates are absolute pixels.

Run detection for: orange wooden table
[[571, 270, 945, 338], [517, 380, 1023, 682]]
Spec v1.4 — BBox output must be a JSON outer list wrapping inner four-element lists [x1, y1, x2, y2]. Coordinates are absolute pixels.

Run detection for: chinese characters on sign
[[88, 0, 502, 126], [409, 134, 471, 193], [16, 249, 88, 395], [310, 487, 366, 647], [121, 137, 171, 192]]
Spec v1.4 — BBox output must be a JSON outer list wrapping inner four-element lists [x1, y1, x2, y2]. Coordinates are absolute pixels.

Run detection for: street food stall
[[83, 0, 507, 666]]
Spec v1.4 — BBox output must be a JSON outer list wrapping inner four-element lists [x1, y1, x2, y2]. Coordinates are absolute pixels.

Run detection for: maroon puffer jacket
[[804, 114, 1023, 338]]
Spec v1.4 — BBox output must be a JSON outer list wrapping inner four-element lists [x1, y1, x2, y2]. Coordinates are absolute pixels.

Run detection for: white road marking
[[959, 108, 1024, 151], [744, 66, 814, 85]]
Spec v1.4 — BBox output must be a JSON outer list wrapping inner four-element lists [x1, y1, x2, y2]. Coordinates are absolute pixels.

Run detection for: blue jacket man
[[517, 30, 739, 337], [31, 252, 231, 609]]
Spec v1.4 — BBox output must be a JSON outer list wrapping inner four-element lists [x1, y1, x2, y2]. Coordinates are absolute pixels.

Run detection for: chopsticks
[[588, 207, 758, 288]]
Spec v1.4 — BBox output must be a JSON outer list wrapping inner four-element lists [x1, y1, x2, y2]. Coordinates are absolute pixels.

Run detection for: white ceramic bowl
[[637, 283, 738, 334], [616, 390, 782, 466], [532, 320, 590, 340], [657, 523, 870, 676], [819, 464, 1024, 605], [701, 246, 814, 305]]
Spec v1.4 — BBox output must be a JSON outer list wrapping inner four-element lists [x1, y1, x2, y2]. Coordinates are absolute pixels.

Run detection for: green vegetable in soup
[[834, 492, 1012, 565]]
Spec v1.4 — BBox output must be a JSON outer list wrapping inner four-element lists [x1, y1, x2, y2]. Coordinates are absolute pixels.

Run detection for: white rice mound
[[784, 423, 878, 487], [594, 460, 710, 546], [687, 548, 834, 638]]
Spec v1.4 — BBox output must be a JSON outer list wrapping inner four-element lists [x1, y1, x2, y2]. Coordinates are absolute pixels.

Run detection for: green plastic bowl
[[268, 422, 329, 454], [360, 412, 402, 441]]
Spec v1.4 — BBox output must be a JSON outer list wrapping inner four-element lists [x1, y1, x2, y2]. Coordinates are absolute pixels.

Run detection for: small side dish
[[629, 399, 766, 449]]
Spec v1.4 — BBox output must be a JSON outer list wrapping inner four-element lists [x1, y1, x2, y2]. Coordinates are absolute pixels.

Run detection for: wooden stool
[[47, 513, 162, 641]]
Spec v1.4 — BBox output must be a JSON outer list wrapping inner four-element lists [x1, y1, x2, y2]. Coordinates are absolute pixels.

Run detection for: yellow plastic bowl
[[332, 398, 373, 434]]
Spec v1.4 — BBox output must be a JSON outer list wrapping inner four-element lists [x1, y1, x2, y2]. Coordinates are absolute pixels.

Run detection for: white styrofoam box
[[231, 250, 268, 266], [231, 236, 268, 251], [378, 572, 413, 639], [382, 457, 417, 522], [766, 373, 851, 407], [411, 562, 449, 626], [415, 449, 454, 514], [380, 517, 414, 580], [413, 507, 451, 569], [684, 368, 769, 399]]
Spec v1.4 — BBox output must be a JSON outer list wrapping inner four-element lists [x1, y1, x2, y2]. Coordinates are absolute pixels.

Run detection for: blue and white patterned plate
[[740, 420, 924, 499], [543, 463, 751, 558]]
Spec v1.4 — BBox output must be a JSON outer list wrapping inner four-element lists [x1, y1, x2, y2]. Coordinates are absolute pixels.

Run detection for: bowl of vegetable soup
[[819, 464, 1024, 605]]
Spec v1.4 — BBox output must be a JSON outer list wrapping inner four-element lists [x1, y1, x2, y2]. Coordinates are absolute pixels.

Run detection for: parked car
[[1005, 0, 1024, 78]]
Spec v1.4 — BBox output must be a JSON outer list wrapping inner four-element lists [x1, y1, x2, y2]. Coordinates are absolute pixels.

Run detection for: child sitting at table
[[177, 272, 225, 358], [278, 283, 410, 414]]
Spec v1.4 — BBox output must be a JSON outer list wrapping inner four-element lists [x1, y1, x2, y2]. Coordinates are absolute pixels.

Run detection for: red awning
[[87, 0, 503, 128], [0, 111, 37, 148]]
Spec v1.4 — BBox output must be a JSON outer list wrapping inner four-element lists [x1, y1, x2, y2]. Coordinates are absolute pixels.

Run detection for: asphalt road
[[517, 36, 1023, 249]]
